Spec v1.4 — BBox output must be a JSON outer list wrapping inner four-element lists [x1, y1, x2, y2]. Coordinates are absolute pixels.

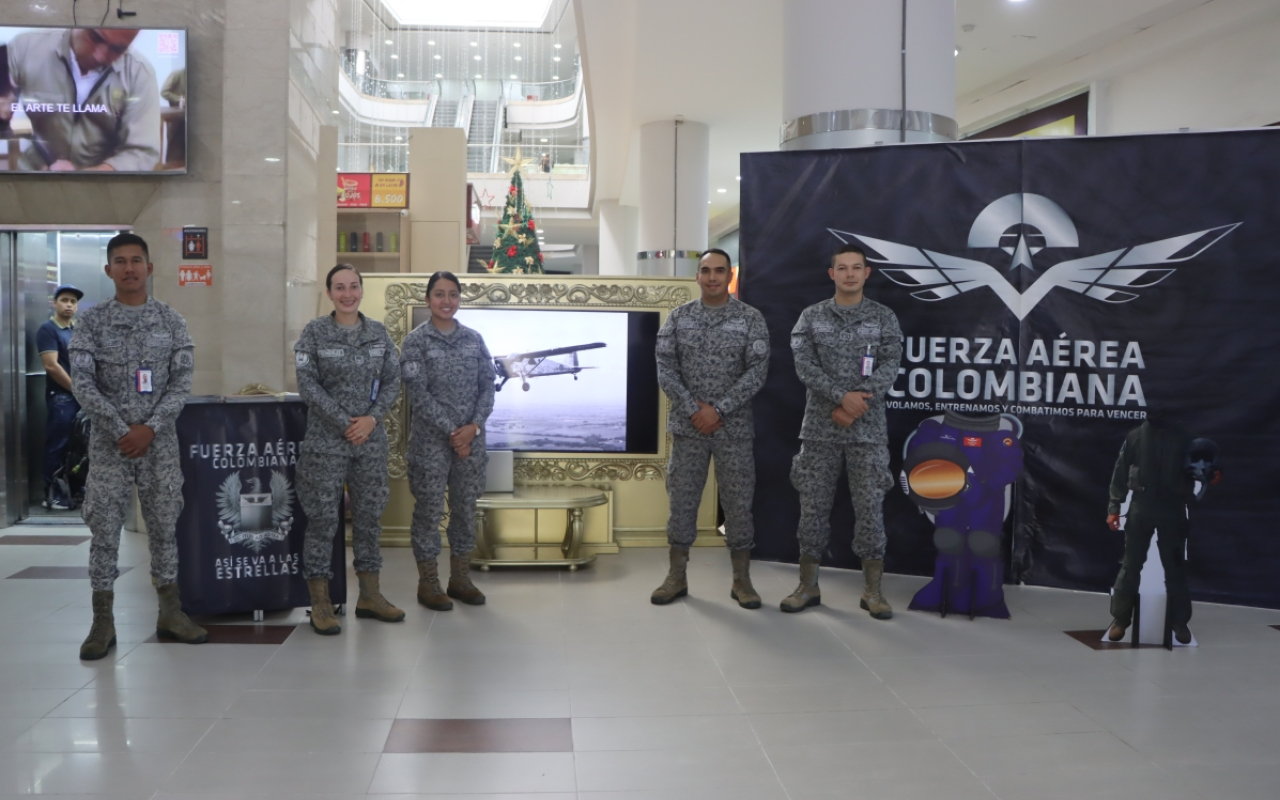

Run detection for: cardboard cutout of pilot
[[902, 410, 1024, 619]]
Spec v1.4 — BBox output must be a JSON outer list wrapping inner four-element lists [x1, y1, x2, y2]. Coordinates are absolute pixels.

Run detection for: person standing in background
[[37, 284, 83, 509]]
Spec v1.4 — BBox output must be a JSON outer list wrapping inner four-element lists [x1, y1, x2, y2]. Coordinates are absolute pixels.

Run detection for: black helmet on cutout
[[1184, 438, 1221, 500]]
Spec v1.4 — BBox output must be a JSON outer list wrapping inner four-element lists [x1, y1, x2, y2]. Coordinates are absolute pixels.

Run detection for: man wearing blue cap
[[36, 284, 83, 509]]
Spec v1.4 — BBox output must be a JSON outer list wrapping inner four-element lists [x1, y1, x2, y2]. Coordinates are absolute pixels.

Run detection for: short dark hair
[[325, 263, 361, 290], [831, 243, 867, 265], [107, 232, 150, 262], [699, 248, 733, 268], [427, 271, 461, 295]]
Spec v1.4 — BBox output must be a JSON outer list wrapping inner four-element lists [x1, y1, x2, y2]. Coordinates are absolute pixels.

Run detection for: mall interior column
[[636, 119, 709, 277], [782, 0, 956, 150]]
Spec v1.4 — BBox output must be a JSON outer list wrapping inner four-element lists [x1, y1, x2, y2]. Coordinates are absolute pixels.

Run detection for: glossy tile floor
[[2, 524, 1280, 799]]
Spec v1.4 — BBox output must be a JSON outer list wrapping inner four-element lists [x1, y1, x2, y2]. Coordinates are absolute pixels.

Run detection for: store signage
[[338, 173, 409, 209], [179, 265, 212, 286]]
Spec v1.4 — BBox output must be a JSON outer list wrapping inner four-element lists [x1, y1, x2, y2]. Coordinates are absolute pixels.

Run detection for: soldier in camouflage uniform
[[294, 265, 404, 635], [651, 249, 770, 609], [782, 244, 903, 619], [69, 233, 207, 660], [399, 271, 495, 610]]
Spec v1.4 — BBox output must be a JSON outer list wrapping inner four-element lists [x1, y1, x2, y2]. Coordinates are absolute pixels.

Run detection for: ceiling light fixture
[[470, 41, 478, 47], [514, 55, 522, 61], [474, 55, 482, 60], [427, 40, 436, 45], [554, 43, 562, 49], [551, 75, 559, 80], [397, 72, 405, 77], [435, 73, 442, 78], [475, 74, 483, 79], [433, 54, 441, 59], [513, 42, 521, 48], [264, 157, 280, 162], [510, 74, 518, 79], [717, 188, 727, 193], [394, 136, 403, 141], [332, 109, 340, 115], [736, 175, 741, 180], [390, 54, 398, 59], [553, 56, 561, 62], [540, 137, 548, 142]]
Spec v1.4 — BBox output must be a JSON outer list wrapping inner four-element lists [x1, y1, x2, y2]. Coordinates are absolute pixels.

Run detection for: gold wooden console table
[[471, 486, 609, 571]]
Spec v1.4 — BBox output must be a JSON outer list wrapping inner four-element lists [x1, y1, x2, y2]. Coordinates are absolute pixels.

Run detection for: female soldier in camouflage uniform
[[294, 265, 403, 635], [399, 271, 495, 609]]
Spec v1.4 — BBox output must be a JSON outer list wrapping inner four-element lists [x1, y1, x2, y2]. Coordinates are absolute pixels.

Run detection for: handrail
[[490, 97, 507, 174]]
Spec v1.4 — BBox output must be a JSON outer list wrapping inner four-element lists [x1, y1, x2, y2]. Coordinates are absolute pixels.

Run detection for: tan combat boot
[[729, 549, 762, 609], [1107, 620, 1128, 641], [307, 577, 341, 635], [155, 583, 209, 643], [446, 554, 486, 605], [859, 559, 893, 620], [650, 546, 689, 605], [354, 572, 405, 622], [416, 559, 453, 611], [79, 590, 116, 660], [780, 554, 821, 613]]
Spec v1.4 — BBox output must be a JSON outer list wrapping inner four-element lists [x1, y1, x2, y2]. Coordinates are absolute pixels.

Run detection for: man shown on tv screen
[[1, 27, 160, 171]]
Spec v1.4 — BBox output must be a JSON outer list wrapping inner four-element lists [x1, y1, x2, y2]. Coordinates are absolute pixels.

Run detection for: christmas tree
[[489, 148, 544, 274]]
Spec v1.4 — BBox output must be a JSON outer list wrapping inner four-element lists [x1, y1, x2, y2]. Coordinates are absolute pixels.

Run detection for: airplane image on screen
[[492, 342, 607, 392]]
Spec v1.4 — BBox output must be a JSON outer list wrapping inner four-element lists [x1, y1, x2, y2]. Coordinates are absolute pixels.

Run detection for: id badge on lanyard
[[860, 345, 875, 377], [370, 377, 380, 403], [136, 367, 154, 394]]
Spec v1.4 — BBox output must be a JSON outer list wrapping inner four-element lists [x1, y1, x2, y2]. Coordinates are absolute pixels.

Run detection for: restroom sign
[[180, 265, 213, 287]]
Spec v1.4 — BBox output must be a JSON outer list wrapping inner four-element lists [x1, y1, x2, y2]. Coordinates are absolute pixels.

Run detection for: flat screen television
[[409, 306, 661, 454], [1, 26, 188, 173]]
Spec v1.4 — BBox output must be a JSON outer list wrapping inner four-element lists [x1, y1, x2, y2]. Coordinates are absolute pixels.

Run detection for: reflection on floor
[[24, 504, 85, 522], [0, 523, 1278, 799]]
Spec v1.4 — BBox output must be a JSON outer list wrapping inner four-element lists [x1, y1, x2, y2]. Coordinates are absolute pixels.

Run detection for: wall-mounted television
[[410, 306, 661, 454], [1, 26, 188, 173]]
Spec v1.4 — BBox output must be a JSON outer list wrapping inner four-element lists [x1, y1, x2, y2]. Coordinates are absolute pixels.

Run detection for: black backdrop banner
[[175, 398, 346, 615], [740, 130, 1280, 610]]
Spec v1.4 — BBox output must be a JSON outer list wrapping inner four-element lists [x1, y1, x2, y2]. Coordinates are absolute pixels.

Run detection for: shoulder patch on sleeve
[[175, 351, 194, 368], [402, 360, 421, 378], [295, 352, 310, 367], [790, 336, 805, 350], [752, 339, 767, 355], [73, 352, 94, 368]]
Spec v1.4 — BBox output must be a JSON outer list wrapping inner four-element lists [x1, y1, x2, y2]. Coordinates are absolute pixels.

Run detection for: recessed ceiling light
[[475, 74, 482, 79], [394, 136, 403, 141], [470, 41, 478, 47], [264, 157, 280, 162], [390, 54, 398, 59], [427, 40, 436, 46], [514, 55, 522, 61], [385, 39, 394, 45], [433, 54, 441, 59], [474, 55, 482, 61], [332, 109, 340, 115], [435, 73, 442, 78], [552, 75, 559, 79], [553, 56, 561, 62], [510, 74, 518, 79], [540, 138, 548, 142], [717, 188, 727, 193], [513, 42, 521, 48], [708, 200, 712, 204], [954, 48, 959, 56], [554, 43, 562, 49], [397, 73, 405, 78], [736, 175, 741, 180]]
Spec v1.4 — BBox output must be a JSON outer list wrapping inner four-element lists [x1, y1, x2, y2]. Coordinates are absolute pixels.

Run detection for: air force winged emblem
[[832, 193, 1240, 320], [216, 471, 295, 552]]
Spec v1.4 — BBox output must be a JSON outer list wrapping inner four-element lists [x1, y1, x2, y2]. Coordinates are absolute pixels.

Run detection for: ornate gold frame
[[377, 274, 691, 482]]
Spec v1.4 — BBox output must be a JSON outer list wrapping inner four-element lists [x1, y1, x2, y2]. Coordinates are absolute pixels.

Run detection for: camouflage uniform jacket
[[7, 29, 161, 171], [657, 297, 770, 440], [791, 297, 902, 444], [399, 320, 496, 440], [294, 313, 401, 455], [68, 297, 194, 442]]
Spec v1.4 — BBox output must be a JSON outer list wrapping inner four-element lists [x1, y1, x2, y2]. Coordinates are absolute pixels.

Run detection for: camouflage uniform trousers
[[666, 435, 756, 551], [407, 434, 488, 562], [297, 441, 390, 580], [791, 440, 894, 561], [84, 432, 183, 592]]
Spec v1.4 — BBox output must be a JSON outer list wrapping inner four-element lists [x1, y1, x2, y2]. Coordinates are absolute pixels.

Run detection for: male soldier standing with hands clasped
[[783, 244, 903, 618], [651, 249, 770, 608], [70, 233, 206, 660]]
